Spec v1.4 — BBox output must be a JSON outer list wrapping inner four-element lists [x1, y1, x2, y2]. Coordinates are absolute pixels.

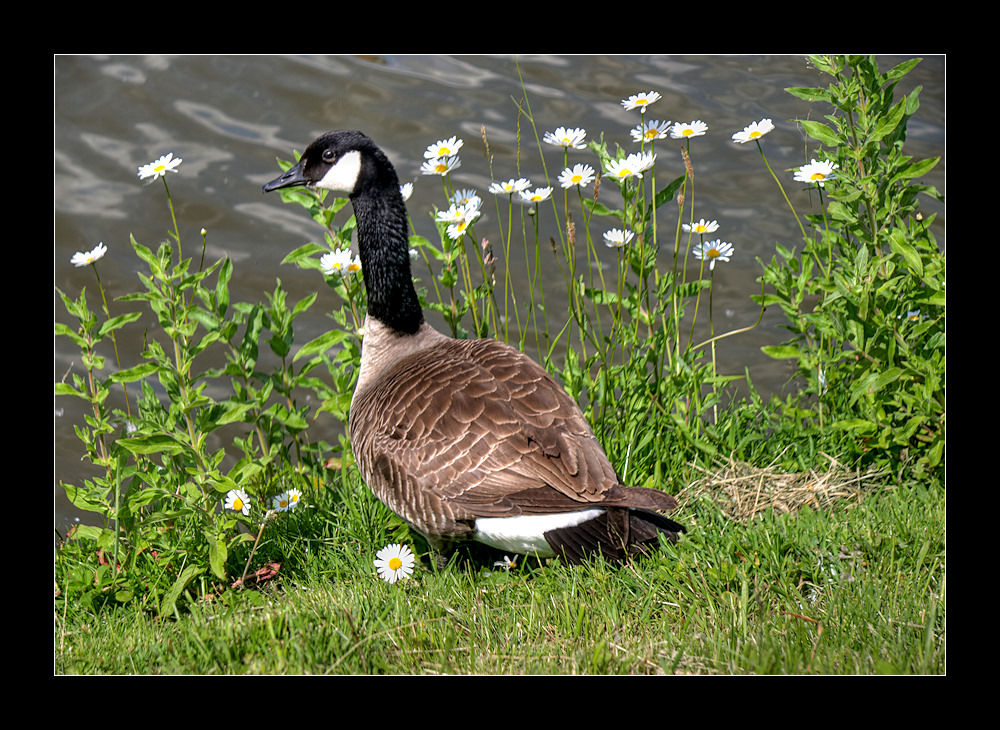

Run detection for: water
[[53, 54, 946, 533]]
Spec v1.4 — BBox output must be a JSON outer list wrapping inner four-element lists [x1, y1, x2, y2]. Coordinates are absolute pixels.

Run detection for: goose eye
[[322, 148, 337, 163]]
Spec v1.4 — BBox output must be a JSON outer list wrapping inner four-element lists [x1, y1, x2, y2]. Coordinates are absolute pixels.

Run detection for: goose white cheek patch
[[317, 149, 362, 192]]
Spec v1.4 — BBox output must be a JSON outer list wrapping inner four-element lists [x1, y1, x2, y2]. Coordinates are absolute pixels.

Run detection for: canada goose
[[263, 129, 684, 564]]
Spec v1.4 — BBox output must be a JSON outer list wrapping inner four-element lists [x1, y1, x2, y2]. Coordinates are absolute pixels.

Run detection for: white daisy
[[70, 242, 108, 268], [671, 120, 709, 139], [693, 239, 735, 270], [519, 186, 553, 204], [436, 203, 469, 224], [286, 488, 303, 509], [621, 91, 662, 112], [543, 126, 587, 149], [437, 198, 481, 240], [793, 158, 839, 187], [273, 491, 292, 512], [424, 136, 463, 159], [557, 163, 597, 189], [399, 182, 413, 201], [320, 248, 356, 275], [603, 228, 634, 248], [630, 119, 672, 143], [224, 488, 251, 516], [137, 152, 182, 181], [605, 151, 655, 181], [446, 211, 481, 241], [489, 178, 532, 195], [420, 156, 461, 176], [449, 189, 480, 208], [732, 118, 775, 144], [374, 543, 415, 584], [682, 218, 720, 235], [630, 150, 656, 175]]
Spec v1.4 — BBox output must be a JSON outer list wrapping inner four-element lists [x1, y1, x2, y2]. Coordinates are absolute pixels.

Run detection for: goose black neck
[[351, 185, 424, 336]]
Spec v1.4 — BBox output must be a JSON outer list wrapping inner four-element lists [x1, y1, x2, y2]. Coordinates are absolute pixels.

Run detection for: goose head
[[263, 130, 423, 335], [263, 129, 395, 198]]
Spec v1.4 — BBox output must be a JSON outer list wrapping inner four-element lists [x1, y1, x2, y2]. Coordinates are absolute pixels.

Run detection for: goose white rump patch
[[473, 509, 604, 556]]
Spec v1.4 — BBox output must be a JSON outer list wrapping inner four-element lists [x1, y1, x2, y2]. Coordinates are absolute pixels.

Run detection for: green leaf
[[895, 156, 939, 181], [207, 530, 228, 581], [831, 419, 877, 433], [785, 86, 830, 103], [887, 229, 923, 277], [761, 345, 804, 360], [116, 434, 188, 456], [158, 564, 205, 618], [109, 363, 160, 383], [797, 119, 839, 147], [870, 99, 906, 142], [850, 367, 904, 406], [97, 312, 142, 337], [295, 328, 351, 360]]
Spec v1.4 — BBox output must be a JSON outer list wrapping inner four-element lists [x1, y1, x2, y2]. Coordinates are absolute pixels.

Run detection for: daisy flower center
[[708, 248, 720, 258], [388, 557, 402, 570], [694, 225, 707, 233], [810, 172, 826, 181], [233, 498, 244, 510]]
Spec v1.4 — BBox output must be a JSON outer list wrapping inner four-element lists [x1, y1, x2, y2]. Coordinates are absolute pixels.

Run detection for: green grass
[[54, 471, 944, 675]]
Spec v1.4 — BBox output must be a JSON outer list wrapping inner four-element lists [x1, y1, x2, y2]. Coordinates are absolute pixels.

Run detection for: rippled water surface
[[53, 54, 945, 531]]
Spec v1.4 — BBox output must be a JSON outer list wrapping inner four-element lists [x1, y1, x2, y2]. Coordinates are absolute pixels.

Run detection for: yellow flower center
[[438, 147, 451, 156], [388, 557, 402, 570], [810, 172, 826, 181], [749, 130, 761, 139], [154, 164, 167, 173], [571, 175, 582, 183], [644, 129, 657, 139], [694, 225, 707, 233], [681, 128, 693, 136], [561, 137, 572, 144], [435, 163, 448, 173], [708, 248, 720, 258], [233, 498, 244, 510]]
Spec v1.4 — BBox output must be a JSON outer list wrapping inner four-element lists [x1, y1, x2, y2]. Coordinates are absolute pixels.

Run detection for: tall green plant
[[757, 55, 944, 476], [55, 161, 329, 616]]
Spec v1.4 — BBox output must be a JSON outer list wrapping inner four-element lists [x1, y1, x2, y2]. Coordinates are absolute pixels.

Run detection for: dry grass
[[678, 452, 887, 523]]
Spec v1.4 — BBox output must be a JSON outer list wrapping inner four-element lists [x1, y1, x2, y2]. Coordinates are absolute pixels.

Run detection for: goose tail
[[543, 506, 684, 565]]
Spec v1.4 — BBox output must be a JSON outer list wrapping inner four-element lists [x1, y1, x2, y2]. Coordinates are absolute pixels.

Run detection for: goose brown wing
[[349, 338, 668, 537]]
